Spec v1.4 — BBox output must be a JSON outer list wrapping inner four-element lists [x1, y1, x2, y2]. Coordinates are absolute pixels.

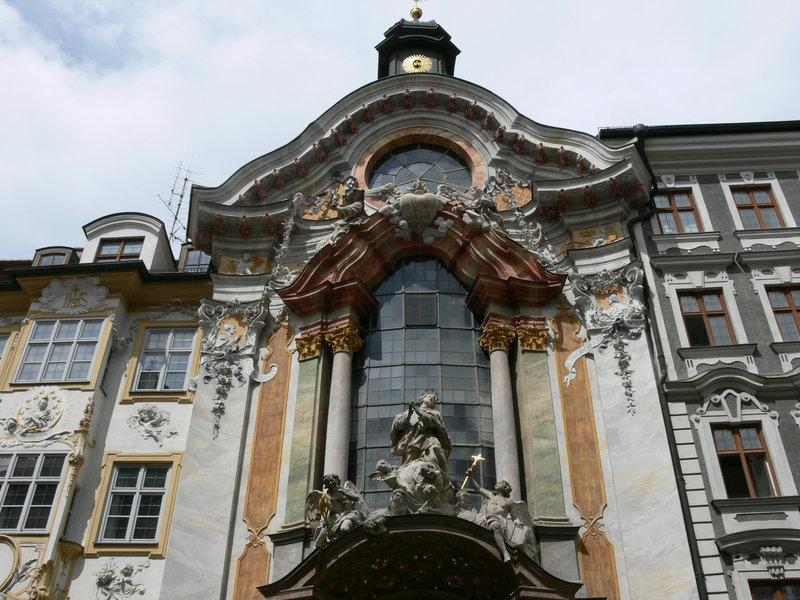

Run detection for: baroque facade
[[0, 11, 797, 600]]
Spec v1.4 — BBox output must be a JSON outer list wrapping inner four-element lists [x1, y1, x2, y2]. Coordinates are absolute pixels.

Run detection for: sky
[[1, 0, 799, 260]]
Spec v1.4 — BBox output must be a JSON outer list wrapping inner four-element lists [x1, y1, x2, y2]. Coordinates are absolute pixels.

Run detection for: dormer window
[[36, 253, 67, 266], [182, 250, 211, 273], [96, 238, 144, 263]]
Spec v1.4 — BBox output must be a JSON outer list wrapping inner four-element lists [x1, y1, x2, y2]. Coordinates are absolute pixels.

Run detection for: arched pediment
[[258, 515, 582, 599], [277, 206, 565, 317]]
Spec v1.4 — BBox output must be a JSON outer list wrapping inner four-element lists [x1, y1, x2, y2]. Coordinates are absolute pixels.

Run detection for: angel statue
[[468, 475, 538, 563], [305, 473, 369, 548]]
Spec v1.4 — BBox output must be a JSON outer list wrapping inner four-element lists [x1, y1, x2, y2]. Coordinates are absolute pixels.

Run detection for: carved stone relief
[[192, 299, 278, 438], [93, 559, 150, 600], [565, 264, 645, 415], [127, 404, 177, 446], [0, 387, 72, 447], [39, 276, 109, 315]]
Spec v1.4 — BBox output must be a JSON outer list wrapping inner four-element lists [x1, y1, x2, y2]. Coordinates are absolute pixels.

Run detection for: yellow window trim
[[0, 325, 22, 388], [84, 451, 183, 559], [0, 316, 113, 392], [120, 321, 201, 404]]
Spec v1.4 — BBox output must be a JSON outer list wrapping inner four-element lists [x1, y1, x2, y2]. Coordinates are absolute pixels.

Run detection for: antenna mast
[[158, 161, 197, 246]]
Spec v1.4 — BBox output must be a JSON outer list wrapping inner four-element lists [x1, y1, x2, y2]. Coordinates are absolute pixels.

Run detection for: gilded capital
[[324, 326, 364, 354], [478, 323, 516, 353], [295, 334, 324, 360], [517, 326, 550, 351]]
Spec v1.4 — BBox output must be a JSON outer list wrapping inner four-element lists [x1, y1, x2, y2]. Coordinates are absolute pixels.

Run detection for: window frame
[[13, 318, 104, 384], [711, 424, 779, 498], [766, 287, 800, 342], [733, 186, 785, 230], [85, 452, 183, 558], [95, 238, 144, 263], [122, 321, 201, 403], [0, 453, 68, 533], [133, 328, 197, 392], [181, 249, 211, 273], [35, 252, 67, 267], [654, 189, 704, 234], [678, 291, 737, 347], [750, 580, 800, 600]]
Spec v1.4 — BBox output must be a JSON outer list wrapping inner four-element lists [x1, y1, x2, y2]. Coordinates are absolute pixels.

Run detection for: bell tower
[[375, 5, 460, 78]]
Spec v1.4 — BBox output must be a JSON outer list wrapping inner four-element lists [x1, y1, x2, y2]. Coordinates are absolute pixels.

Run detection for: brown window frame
[[750, 579, 800, 600], [95, 238, 144, 263], [654, 190, 703, 234], [181, 249, 211, 273], [35, 252, 67, 267], [678, 292, 736, 346], [767, 287, 800, 342], [733, 186, 785, 230], [713, 424, 779, 499]]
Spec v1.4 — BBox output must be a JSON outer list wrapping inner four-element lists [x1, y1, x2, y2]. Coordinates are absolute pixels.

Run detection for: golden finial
[[410, 0, 422, 20]]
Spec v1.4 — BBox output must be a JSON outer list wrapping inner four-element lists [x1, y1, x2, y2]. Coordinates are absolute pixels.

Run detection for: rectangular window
[[679, 292, 736, 346], [99, 463, 169, 543], [767, 288, 800, 342], [751, 580, 800, 600], [134, 329, 196, 391], [181, 250, 211, 273], [713, 425, 778, 498], [96, 238, 144, 262], [654, 191, 702, 234], [733, 187, 784, 230], [36, 253, 67, 266], [16, 319, 103, 382], [0, 454, 66, 532]]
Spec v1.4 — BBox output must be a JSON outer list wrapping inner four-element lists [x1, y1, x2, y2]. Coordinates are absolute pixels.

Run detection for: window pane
[[752, 189, 772, 204], [739, 427, 762, 449], [658, 213, 678, 234], [40, 456, 64, 478], [684, 315, 710, 346], [123, 240, 143, 254], [786, 585, 800, 600], [143, 467, 168, 489], [719, 455, 750, 498], [680, 296, 700, 312], [678, 212, 700, 233], [80, 321, 103, 339], [55, 322, 79, 340], [733, 191, 751, 205], [747, 455, 774, 497], [751, 586, 774, 600], [673, 193, 692, 207], [0, 457, 9, 478], [739, 208, 759, 229], [760, 207, 780, 228], [776, 313, 800, 341], [702, 294, 723, 311], [769, 291, 789, 307], [713, 428, 736, 450], [31, 322, 54, 340], [114, 467, 141, 488], [13, 456, 37, 477], [708, 316, 732, 345], [99, 241, 121, 255], [171, 331, 195, 349], [67, 361, 91, 380], [654, 195, 670, 209], [145, 331, 169, 350]]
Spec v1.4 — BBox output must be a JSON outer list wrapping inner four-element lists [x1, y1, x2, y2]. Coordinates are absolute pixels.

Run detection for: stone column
[[322, 325, 363, 477], [479, 321, 521, 499]]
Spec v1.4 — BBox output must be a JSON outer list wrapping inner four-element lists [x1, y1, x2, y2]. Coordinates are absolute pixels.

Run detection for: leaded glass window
[[349, 258, 494, 509], [368, 143, 472, 193]]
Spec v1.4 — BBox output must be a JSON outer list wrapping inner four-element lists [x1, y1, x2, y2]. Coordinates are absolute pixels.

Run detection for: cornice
[[738, 247, 800, 268], [279, 278, 378, 319], [663, 364, 800, 400], [716, 527, 800, 554]]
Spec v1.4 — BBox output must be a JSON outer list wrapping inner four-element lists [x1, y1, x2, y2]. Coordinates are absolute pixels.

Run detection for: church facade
[[0, 12, 797, 600]]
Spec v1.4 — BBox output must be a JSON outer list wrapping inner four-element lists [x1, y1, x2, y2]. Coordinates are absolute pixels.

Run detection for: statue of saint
[[390, 391, 452, 479], [469, 476, 537, 562]]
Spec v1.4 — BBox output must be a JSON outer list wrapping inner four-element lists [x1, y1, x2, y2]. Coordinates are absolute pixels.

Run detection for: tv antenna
[[158, 161, 198, 246]]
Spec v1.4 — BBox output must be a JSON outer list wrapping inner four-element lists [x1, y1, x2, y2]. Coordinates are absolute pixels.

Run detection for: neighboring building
[[0, 10, 796, 600]]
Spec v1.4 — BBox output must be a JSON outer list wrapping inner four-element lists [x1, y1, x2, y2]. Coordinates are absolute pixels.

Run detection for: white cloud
[[1, 0, 799, 259]]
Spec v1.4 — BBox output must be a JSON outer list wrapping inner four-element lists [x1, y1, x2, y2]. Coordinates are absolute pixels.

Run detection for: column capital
[[517, 326, 550, 351], [479, 322, 516, 353], [324, 325, 364, 354], [295, 333, 324, 360]]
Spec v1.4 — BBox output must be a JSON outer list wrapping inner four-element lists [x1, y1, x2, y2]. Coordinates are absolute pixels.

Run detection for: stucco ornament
[[692, 389, 778, 428], [305, 474, 373, 548], [564, 264, 646, 414], [0, 387, 72, 447], [127, 404, 177, 446], [191, 299, 278, 438], [110, 299, 197, 348], [39, 276, 109, 315], [454, 187, 505, 233], [93, 559, 150, 600], [376, 181, 451, 242], [315, 176, 366, 250]]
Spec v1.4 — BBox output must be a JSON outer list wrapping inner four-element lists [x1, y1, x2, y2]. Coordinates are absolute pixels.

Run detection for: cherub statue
[[305, 473, 369, 548], [469, 476, 537, 562], [318, 176, 366, 249], [454, 188, 505, 233]]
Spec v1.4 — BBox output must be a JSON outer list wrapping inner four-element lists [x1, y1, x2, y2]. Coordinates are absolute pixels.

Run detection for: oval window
[[368, 143, 472, 193]]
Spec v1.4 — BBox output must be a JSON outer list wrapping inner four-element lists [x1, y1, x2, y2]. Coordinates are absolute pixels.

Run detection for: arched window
[[349, 257, 495, 509], [367, 143, 472, 193]]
